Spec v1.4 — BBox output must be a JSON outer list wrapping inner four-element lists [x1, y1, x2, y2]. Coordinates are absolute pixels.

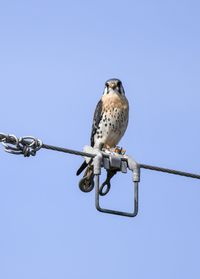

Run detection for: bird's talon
[[112, 146, 126, 155]]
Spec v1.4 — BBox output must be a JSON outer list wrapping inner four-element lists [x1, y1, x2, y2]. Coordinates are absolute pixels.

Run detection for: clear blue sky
[[1, 1, 200, 278]]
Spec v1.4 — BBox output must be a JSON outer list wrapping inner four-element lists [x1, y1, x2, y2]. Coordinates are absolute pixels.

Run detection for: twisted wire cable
[[1, 133, 200, 180]]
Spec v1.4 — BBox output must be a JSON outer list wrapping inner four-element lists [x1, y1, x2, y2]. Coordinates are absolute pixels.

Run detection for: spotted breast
[[93, 92, 129, 149]]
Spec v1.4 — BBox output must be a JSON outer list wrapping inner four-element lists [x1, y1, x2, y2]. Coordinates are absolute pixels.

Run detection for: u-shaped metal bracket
[[93, 151, 140, 217], [95, 175, 139, 217]]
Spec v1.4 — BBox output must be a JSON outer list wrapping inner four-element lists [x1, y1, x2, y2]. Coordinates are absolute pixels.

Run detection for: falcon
[[76, 78, 129, 191]]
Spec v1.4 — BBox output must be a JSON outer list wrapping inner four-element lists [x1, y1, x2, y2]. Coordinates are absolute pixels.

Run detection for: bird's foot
[[102, 146, 126, 155], [102, 146, 112, 153], [112, 146, 126, 155]]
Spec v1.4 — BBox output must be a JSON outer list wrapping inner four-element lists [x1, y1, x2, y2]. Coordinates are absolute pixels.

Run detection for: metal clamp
[[92, 149, 140, 218]]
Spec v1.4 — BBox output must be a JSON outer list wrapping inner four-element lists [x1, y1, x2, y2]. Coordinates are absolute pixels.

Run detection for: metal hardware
[[0, 133, 42, 157], [95, 175, 139, 217], [91, 148, 140, 217], [1, 133, 200, 218], [79, 173, 94, 193]]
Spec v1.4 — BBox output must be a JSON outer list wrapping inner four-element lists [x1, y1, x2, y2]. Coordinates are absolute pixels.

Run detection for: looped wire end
[[0, 133, 43, 157]]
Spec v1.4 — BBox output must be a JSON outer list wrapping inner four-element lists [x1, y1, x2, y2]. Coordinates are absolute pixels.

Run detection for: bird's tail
[[76, 160, 88, 176]]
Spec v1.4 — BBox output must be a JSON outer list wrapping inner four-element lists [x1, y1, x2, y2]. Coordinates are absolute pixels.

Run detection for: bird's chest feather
[[94, 93, 129, 148], [102, 93, 129, 110], [101, 94, 129, 127]]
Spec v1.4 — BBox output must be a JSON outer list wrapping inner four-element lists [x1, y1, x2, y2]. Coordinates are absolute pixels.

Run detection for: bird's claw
[[102, 146, 126, 155], [113, 146, 126, 155]]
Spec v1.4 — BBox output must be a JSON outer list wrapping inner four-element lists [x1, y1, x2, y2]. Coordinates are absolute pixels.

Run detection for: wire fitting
[[93, 151, 103, 175], [1, 132, 200, 218], [0, 133, 43, 157], [127, 156, 140, 182]]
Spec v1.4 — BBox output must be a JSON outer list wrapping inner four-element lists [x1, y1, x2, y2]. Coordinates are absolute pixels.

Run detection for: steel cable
[[1, 133, 200, 180]]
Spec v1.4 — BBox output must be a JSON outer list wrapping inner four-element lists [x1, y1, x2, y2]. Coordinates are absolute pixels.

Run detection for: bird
[[76, 78, 129, 192]]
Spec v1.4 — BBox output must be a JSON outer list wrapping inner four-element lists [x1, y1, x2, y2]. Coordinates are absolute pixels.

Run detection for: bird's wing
[[76, 99, 103, 176], [90, 99, 103, 147]]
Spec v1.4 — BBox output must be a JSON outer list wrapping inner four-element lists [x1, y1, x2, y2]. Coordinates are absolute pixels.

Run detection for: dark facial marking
[[117, 80, 121, 86]]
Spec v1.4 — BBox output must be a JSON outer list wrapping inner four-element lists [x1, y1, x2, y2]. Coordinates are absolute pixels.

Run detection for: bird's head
[[103, 78, 125, 96]]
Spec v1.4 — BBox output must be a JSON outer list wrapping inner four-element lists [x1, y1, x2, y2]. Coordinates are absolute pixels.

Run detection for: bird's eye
[[106, 82, 109, 87]]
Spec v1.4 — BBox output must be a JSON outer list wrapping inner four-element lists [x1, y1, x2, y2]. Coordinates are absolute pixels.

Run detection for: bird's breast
[[94, 93, 129, 148], [102, 93, 129, 110]]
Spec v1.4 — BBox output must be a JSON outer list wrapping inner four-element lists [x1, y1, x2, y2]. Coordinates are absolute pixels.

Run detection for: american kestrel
[[76, 78, 129, 191]]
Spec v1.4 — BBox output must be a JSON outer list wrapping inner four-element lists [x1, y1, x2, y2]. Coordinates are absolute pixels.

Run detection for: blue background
[[1, 1, 200, 278]]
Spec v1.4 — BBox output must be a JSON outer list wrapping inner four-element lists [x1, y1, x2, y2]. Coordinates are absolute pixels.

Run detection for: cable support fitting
[[0, 133, 43, 157]]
